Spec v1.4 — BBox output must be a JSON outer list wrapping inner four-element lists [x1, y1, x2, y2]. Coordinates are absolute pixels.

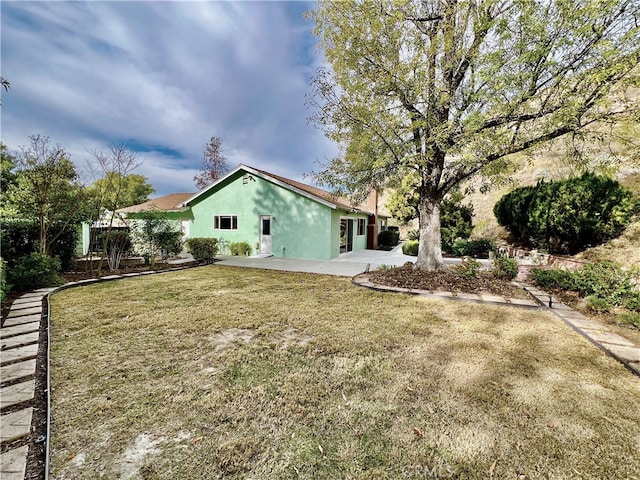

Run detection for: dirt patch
[[368, 264, 531, 299], [209, 328, 256, 352], [116, 433, 163, 480], [267, 327, 313, 349]]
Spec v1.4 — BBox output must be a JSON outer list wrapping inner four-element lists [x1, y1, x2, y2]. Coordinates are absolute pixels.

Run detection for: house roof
[[181, 164, 377, 215], [117, 192, 196, 214]]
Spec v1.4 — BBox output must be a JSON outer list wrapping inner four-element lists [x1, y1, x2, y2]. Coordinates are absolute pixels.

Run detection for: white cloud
[[1, 1, 336, 196]]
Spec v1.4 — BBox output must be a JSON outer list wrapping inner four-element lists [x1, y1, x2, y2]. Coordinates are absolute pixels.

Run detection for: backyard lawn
[[49, 266, 640, 479]]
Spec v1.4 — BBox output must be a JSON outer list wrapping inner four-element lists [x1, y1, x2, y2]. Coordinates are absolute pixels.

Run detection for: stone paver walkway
[[0, 290, 47, 480]]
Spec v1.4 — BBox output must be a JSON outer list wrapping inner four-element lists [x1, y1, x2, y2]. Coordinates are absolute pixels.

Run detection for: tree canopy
[[89, 172, 154, 211], [309, 0, 640, 269]]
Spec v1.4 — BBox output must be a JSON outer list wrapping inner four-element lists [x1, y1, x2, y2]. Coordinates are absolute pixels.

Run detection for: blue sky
[[1, 1, 337, 196]]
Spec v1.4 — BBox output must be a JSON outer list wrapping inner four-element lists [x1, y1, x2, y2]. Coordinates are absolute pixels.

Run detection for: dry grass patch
[[50, 266, 640, 479]]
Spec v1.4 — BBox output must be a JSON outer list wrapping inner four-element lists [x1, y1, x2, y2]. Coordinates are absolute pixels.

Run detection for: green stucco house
[[119, 164, 386, 260], [182, 165, 384, 260]]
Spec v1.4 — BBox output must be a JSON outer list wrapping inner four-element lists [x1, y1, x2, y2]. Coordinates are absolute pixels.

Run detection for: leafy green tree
[[88, 172, 154, 211], [6, 135, 87, 255], [309, 0, 640, 270], [0, 143, 19, 215]]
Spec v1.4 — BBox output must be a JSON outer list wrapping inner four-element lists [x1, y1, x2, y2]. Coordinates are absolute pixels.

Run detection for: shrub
[[584, 295, 611, 313], [0, 258, 10, 302], [378, 229, 400, 247], [572, 262, 638, 306], [440, 197, 474, 253], [186, 238, 219, 263], [619, 312, 640, 329], [529, 268, 575, 291], [0, 218, 79, 271], [456, 257, 482, 278], [494, 172, 638, 254], [407, 230, 420, 241], [492, 256, 519, 280], [229, 241, 252, 256], [531, 262, 640, 313], [129, 212, 183, 265], [452, 238, 495, 258], [402, 240, 419, 256], [7, 253, 64, 291], [622, 293, 640, 313]]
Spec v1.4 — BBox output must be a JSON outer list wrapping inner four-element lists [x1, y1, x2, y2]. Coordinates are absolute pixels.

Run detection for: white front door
[[259, 215, 272, 254]]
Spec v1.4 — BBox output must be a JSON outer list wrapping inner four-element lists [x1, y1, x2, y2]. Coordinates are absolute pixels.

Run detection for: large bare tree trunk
[[415, 195, 445, 270]]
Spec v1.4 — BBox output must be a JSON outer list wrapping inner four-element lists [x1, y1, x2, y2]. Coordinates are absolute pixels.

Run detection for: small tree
[[87, 144, 145, 275], [129, 211, 183, 266], [8, 135, 87, 255], [193, 136, 229, 190], [99, 230, 131, 271]]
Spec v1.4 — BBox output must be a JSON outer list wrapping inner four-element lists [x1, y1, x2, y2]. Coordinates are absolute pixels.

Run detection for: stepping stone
[[606, 345, 640, 363], [556, 309, 589, 320], [32, 287, 57, 293], [0, 323, 39, 339], [550, 302, 573, 311], [2, 315, 41, 328], [1, 332, 39, 350], [6, 307, 41, 319], [582, 330, 636, 348], [508, 298, 538, 307], [17, 292, 45, 299], [455, 293, 482, 301], [0, 360, 37, 384], [0, 445, 29, 480], [0, 408, 33, 443], [9, 301, 42, 310], [11, 296, 42, 304], [562, 316, 606, 330], [0, 344, 38, 365], [478, 294, 507, 303], [0, 380, 35, 409]]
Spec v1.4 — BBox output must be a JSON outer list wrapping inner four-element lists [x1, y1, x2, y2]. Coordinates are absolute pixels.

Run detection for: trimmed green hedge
[[186, 238, 219, 263], [378, 230, 400, 247]]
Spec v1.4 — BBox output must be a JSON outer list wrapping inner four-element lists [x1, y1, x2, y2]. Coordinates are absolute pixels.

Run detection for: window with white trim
[[214, 215, 238, 230], [357, 218, 366, 236]]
